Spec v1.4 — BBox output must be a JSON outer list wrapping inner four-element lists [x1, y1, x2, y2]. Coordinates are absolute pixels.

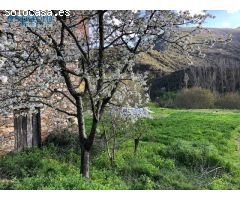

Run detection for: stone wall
[[0, 108, 70, 155], [0, 115, 14, 155]]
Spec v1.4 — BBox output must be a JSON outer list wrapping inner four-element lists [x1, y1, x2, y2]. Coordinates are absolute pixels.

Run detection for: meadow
[[0, 105, 240, 189]]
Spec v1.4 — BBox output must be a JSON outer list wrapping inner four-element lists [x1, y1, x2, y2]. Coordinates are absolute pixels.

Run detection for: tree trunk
[[75, 96, 90, 178], [80, 148, 90, 178], [134, 138, 140, 154]]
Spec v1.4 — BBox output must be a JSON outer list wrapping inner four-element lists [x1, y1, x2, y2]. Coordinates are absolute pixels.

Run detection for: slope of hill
[[138, 28, 240, 74], [137, 28, 240, 98]]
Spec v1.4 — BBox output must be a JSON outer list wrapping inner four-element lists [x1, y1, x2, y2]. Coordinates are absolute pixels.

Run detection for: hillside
[[137, 28, 240, 74], [1, 106, 240, 189], [137, 28, 240, 98]]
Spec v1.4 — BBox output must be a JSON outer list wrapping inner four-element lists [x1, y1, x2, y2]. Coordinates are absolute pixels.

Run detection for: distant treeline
[[150, 64, 240, 100]]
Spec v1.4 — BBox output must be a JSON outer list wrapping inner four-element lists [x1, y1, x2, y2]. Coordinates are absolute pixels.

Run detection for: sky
[[203, 10, 240, 28]]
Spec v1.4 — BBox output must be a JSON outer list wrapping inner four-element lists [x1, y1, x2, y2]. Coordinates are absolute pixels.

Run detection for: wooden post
[[14, 108, 41, 151]]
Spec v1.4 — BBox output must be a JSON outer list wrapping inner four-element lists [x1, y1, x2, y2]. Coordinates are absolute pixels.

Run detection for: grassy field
[[0, 105, 240, 189]]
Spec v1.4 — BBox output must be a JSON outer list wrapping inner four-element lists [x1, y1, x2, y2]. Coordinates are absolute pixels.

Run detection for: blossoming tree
[[0, 10, 227, 177]]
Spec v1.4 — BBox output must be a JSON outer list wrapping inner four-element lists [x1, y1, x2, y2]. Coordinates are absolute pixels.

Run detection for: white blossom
[[0, 75, 8, 84]]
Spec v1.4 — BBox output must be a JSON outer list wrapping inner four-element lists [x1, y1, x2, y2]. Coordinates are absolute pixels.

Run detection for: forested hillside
[[136, 28, 240, 99]]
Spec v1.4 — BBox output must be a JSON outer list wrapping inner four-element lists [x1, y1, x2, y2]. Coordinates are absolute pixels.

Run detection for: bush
[[163, 140, 230, 176], [0, 148, 44, 179], [174, 87, 215, 109], [44, 130, 79, 150], [157, 91, 177, 107], [215, 93, 240, 109]]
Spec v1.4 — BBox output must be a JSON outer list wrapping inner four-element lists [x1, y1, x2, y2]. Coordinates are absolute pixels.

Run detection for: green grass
[[1, 105, 240, 189]]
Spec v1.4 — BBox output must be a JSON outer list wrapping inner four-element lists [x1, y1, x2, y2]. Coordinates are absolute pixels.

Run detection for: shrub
[[174, 87, 215, 109], [132, 174, 155, 189], [44, 130, 79, 150], [157, 91, 177, 107], [0, 149, 44, 179], [163, 140, 230, 175], [215, 93, 240, 109]]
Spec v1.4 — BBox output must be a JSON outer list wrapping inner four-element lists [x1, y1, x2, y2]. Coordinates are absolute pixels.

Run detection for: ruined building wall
[[0, 115, 14, 155], [0, 108, 70, 155]]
